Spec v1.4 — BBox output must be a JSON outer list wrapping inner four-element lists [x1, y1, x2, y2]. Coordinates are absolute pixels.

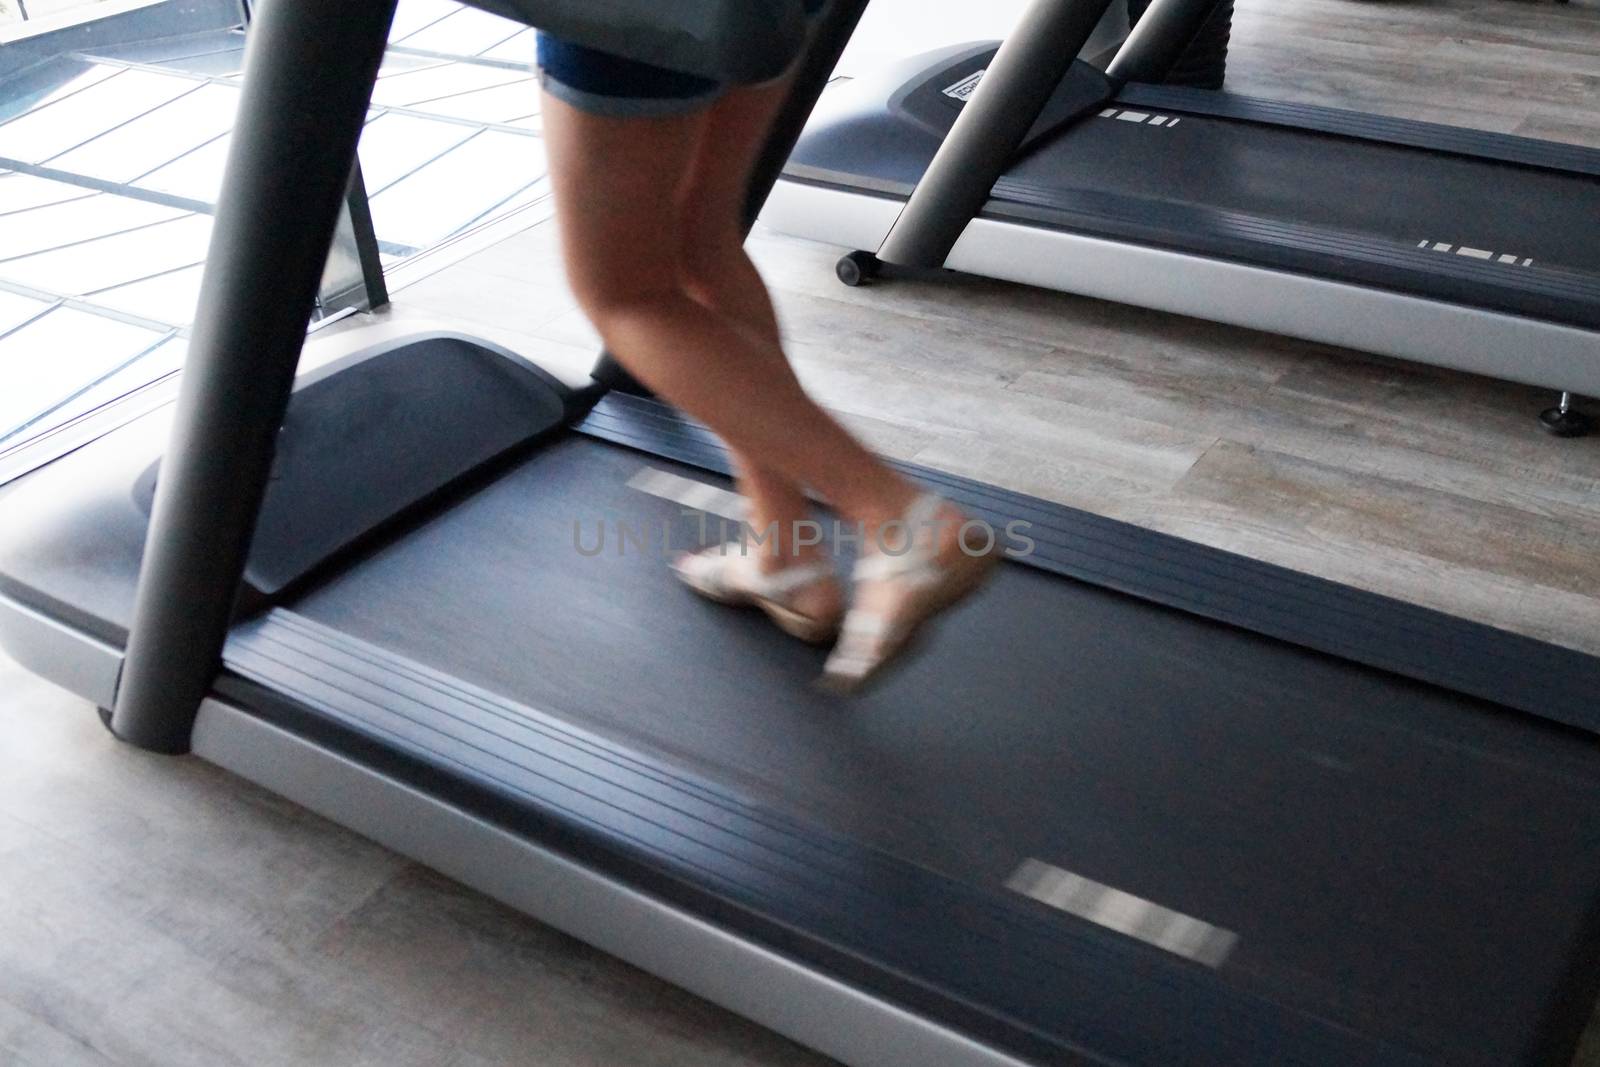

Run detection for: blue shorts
[[537, 1, 824, 118]]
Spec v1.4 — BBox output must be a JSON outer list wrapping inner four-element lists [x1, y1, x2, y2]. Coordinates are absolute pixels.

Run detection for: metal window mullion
[[331, 160, 388, 312], [65, 52, 239, 85], [384, 43, 535, 73], [0, 277, 182, 333], [0, 156, 213, 212]]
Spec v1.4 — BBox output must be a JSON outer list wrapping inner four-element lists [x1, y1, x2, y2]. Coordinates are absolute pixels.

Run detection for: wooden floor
[[6, 0, 1600, 1063]]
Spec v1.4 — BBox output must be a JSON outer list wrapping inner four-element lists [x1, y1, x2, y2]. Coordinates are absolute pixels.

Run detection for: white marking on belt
[[1116, 110, 1152, 123], [627, 467, 747, 521], [1006, 858, 1238, 967], [1421, 240, 1534, 267]]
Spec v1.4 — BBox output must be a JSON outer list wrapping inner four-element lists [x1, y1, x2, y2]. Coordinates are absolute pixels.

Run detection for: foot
[[821, 494, 1001, 693], [673, 544, 844, 644]]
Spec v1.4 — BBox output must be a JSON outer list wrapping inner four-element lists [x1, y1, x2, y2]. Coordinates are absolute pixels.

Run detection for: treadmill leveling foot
[[836, 250, 881, 287], [1539, 392, 1592, 438]]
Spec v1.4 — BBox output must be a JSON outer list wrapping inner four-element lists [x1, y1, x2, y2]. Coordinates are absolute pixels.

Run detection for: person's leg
[[675, 78, 821, 586], [542, 92, 918, 530], [542, 89, 997, 687]]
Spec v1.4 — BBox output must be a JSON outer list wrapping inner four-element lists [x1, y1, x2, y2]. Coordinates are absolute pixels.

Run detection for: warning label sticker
[[942, 69, 985, 102]]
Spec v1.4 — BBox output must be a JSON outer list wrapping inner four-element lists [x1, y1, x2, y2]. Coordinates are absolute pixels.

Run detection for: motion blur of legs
[[539, 45, 999, 688]]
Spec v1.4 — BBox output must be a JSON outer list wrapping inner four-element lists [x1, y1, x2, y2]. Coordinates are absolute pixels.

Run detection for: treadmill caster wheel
[[1539, 392, 1592, 438], [836, 251, 880, 288]]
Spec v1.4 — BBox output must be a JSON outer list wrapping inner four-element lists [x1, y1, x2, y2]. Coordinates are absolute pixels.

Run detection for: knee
[[564, 256, 682, 332], [678, 232, 754, 308]]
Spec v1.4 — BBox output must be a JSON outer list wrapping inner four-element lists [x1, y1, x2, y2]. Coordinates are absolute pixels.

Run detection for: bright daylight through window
[[0, 0, 549, 455]]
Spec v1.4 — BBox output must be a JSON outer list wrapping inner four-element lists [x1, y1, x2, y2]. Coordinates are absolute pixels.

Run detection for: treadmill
[[5, 1, 1600, 1064], [763, 0, 1600, 432]]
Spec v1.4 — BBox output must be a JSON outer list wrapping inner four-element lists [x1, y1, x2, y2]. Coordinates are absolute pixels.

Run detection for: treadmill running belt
[[250, 431, 1600, 1066], [990, 102, 1600, 330]]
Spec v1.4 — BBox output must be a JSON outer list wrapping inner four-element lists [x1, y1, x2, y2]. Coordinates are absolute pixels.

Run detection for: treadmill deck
[[249, 428, 1600, 1066], [6, 389, 1600, 1064]]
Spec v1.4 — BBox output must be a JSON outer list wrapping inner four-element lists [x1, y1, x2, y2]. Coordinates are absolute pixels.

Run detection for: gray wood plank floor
[[7, 0, 1600, 1063]]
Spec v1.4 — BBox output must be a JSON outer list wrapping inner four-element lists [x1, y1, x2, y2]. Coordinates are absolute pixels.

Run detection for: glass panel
[[0, 193, 185, 261], [0, 68, 197, 164], [0, 291, 54, 336], [397, 7, 524, 57], [0, 60, 119, 124], [367, 130, 545, 249], [388, 0, 462, 42], [0, 213, 212, 296], [135, 133, 232, 203], [403, 79, 538, 124], [88, 264, 205, 326], [370, 60, 526, 108], [0, 171, 97, 215], [49, 83, 242, 183], [45, 335, 189, 429], [357, 112, 476, 193], [0, 307, 165, 440], [479, 27, 536, 65]]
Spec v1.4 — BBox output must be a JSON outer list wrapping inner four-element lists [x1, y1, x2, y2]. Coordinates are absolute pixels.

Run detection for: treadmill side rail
[[1104, 0, 1229, 86], [0, 591, 122, 710], [112, 0, 401, 753]]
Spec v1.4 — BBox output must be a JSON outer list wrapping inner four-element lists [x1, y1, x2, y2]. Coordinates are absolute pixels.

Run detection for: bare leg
[[675, 77, 830, 610], [541, 94, 918, 531], [542, 87, 997, 686]]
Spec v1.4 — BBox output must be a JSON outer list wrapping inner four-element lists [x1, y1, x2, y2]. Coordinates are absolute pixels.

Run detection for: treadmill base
[[191, 697, 1035, 1067]]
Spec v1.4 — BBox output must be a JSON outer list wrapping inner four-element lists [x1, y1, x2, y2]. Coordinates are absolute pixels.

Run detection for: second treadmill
[[764, 0, 1600, 405]]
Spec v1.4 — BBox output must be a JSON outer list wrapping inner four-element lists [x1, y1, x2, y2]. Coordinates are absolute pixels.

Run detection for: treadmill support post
[[1104, 0, 1227, 86], [110, 0, 399, 753], [874, 0, 1115, 270]]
